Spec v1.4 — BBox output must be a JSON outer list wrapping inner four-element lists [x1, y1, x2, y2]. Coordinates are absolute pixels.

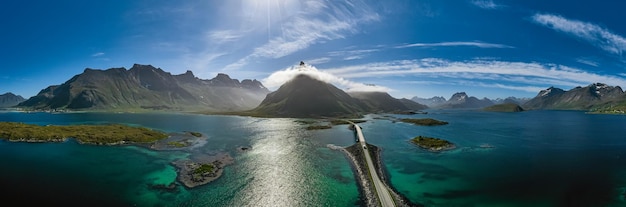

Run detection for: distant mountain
[[492, 97, 530, 105], [438, 92, 494, 109], [0, 92, 25, 108], [523, 83, 625, 110], [411, 96, 446, 107], [250, 74, 365, 118], [349, 92, 428, 112], [18, 64, 269, 111]]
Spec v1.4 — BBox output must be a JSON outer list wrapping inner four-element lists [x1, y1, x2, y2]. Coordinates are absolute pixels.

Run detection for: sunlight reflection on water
[[233, 118, 311, 206]]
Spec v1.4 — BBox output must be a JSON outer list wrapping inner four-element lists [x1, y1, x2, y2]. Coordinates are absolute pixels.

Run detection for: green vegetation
[[411, 136, 454, 151], [188, 131, 202, 137], [167, 141, 188, 148], [329, 119, 367, 125], [399, 118, 448, 126], [306, 125, 332, 130], [484, 103, 524, 112], [0, 122, 168, 144], [589, 100, 626, 114], [193, 164, 215, 174]]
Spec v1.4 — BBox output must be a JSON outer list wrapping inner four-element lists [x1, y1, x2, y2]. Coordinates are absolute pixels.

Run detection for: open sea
[[0, 110, 625, 206]]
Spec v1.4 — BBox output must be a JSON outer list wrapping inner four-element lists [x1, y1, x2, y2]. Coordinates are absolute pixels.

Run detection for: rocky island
[[411, 136, 455, 152], [172, 153, 234, 188]]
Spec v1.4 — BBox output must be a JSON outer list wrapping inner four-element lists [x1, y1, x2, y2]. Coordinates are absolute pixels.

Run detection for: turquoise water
[[0, 110, 625, 206]]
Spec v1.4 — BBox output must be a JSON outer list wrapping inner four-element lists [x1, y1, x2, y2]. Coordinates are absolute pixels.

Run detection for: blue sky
[[2, 0, 626, 99]]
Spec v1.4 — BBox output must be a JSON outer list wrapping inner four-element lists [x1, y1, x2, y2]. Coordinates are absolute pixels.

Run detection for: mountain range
[[248, 74, 426, 118], [522, 83, 626, 110], [0, 93, 25, 108], [411, 92, 529, 109], [18, 64, 270, 111], [12, 63, 626, 115]]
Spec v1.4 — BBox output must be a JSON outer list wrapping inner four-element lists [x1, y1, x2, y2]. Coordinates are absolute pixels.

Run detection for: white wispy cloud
[[305, 57, 331, 65], [532, 13, 626, 56], [263, 64, 390, 92], [576, 58, 600, 67], [224, 0, 379, 70], [344, 56, 363, 60], [470, 0, 503, 10], [91, 52, 105, 57], [208, 30, 243, 43], [323, 58, 626, 92], [473, 82, 546, 93], [395, 41, 514, 49], [328, 49, 380, 56], [251, 17, 355, 59]]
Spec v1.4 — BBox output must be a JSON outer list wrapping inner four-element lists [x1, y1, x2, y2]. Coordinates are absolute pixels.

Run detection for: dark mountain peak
[[252, 74, 364, 118], [584, 83, 624, 98], [130, 64, 157, 70], [537, 86, 565, 97], [214, 73, 232, 80], [589, 82, 608, 88], [411, 96, 447, 107], [449, 92, 468, 101], [438, 92, 494, 109], [174, 70, 198, 83], [432, 96, 446, 100], [83, 68, 98, 73], [241, 79, 268, 92], [210, 73, 241, 87], [0, 92, 26, 108]]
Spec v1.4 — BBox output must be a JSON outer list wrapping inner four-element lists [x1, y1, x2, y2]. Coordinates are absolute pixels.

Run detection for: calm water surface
[[0, 110, 625, 206]]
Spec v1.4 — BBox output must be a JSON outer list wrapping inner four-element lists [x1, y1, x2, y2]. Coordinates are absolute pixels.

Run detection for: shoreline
[[0, 126, 234, 189], [332, 143, 421, 207]]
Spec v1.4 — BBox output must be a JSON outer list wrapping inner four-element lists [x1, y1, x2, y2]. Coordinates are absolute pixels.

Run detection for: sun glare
[[241, 0, 302, 40]]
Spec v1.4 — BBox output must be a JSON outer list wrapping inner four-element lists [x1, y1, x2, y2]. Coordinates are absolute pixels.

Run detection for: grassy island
[[193, 164, 215, 174], [0, 122, 168, 144], [411, 136, 455, 152], [399, 118, 448, 126]]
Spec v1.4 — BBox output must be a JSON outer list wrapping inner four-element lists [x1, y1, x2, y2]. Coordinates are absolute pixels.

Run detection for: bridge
[[353, 123, 396, 207]]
